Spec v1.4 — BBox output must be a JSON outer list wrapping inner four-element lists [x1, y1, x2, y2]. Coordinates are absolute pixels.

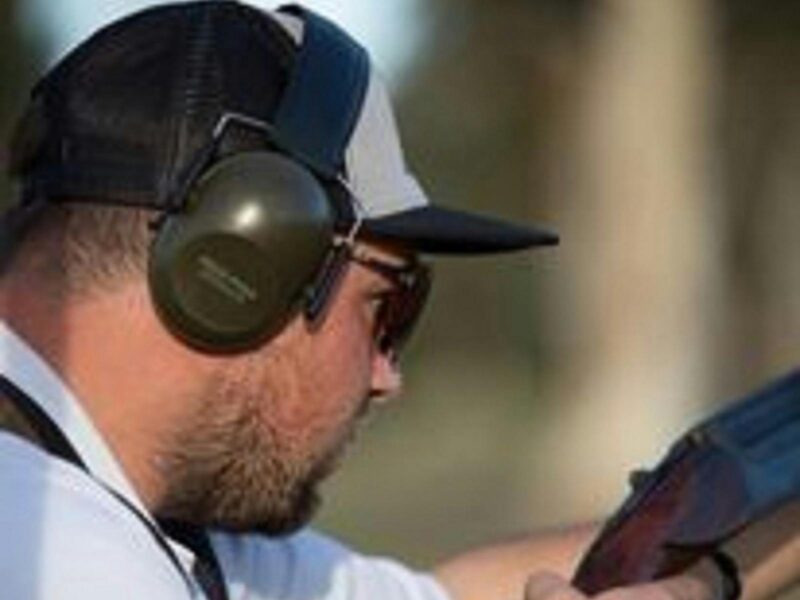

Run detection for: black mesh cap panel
[[16, 1, 297, 209]]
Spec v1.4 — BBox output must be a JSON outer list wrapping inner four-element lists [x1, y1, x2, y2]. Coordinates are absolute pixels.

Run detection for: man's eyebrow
[[351, 247, 411, 267]]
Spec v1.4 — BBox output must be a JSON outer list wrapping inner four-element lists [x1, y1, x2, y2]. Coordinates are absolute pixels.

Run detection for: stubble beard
[[153, 363, 359, 536]]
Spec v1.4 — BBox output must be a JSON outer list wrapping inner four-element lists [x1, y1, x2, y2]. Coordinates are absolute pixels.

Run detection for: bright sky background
[[22, 0, 424, 85]]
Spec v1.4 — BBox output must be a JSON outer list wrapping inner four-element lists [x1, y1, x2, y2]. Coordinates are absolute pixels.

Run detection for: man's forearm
[[434, 523, 598, 600], [729, 500, 800, 600]]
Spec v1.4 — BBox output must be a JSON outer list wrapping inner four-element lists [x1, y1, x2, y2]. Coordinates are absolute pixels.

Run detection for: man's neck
[[0, 283, 212, 512]]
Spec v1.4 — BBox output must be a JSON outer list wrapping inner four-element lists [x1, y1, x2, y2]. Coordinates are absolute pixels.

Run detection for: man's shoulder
[[0, 433, 188, 599]]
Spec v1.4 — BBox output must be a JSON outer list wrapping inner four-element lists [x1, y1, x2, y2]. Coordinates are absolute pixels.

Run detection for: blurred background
[[2, 0, 799, 585]]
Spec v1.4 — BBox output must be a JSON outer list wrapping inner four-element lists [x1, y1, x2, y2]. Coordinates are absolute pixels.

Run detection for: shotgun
[[572, 370, 800, 594]]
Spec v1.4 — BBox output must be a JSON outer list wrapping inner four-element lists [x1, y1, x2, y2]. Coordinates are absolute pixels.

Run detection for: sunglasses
[[349, 252, 432, 356], [305, 241, 432, 357]]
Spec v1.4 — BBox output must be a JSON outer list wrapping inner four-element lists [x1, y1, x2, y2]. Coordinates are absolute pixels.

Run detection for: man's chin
[[262, 489, 320, 537], [206, 488, 321, 537], [163, 423, 358, 537], [254, 441, 350, 537]]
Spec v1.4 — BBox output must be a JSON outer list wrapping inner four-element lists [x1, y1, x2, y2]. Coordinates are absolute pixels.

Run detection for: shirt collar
[[0, 320, 200, 578]]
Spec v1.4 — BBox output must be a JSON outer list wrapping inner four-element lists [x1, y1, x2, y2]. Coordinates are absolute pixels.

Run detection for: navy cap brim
[[361, 206, 559, 254]]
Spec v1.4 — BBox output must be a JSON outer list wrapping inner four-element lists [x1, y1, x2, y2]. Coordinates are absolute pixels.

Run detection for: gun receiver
[[572, 370, 800, 594]]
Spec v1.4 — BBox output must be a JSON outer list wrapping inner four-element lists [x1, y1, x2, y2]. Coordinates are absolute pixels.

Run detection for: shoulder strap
[[0, 375, 86, 466], [0, 375, 224, 599]]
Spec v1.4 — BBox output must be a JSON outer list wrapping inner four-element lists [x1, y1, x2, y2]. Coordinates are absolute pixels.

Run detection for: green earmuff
[[148, 152, 334, 352], [148, 6, 370, 352]]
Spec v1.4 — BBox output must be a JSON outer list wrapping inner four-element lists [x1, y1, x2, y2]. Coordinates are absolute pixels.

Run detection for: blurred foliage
[[390, 0, 800, 402], [394, 0, 586, 367], [717, 1, 800, 390], [0, 0, 41, 207]]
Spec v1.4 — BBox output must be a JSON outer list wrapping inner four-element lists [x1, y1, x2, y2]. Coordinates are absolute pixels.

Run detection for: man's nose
[[369, 350, 403, 401]]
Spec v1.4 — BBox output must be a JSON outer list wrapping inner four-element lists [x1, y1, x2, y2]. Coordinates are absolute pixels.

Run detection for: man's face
[[155, 243, 408, 535]]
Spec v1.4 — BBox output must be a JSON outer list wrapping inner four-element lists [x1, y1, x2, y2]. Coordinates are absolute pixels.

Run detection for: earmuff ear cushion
[[149, 152, 334, 352]]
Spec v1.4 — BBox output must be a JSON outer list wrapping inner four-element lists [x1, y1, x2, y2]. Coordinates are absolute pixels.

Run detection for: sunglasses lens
[[308, 247, 432, 357], [376, 264, 431, 355]]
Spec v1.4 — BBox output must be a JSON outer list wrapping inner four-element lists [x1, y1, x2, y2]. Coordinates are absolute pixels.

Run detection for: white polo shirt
[[0, 322, 450, 600]]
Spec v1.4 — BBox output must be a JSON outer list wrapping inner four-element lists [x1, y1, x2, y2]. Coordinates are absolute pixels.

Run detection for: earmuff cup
[[147, 7, 370, 353], [149, 152, 335, 352]]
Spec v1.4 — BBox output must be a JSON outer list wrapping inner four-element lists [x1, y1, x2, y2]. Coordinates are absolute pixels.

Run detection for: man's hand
[[525, 569, 718, 600], [436, 505, 799, 600]]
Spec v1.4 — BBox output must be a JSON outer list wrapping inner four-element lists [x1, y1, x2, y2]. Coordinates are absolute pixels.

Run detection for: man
[[0, 2, 796, 599]]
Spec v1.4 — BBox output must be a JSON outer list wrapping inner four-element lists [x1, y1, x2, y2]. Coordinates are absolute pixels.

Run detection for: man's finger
[[526, 572, 589, 600], [596, 573, 715, 600]]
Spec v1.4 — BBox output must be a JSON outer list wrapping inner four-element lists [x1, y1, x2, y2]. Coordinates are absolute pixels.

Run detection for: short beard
[[153, 367, 340, 536]]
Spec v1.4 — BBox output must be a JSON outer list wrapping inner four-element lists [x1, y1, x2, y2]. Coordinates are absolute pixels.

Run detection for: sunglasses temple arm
[[304, 243, 352, 329]]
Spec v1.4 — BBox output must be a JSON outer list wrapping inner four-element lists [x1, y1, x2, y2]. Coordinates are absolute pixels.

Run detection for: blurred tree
[[396, 0, 586, 366], [718, 1, 800, 390], [537, 0, 724, 522]]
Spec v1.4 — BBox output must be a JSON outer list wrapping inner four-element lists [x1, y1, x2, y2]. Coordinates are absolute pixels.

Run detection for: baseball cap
[[8, 1, 558, 255]]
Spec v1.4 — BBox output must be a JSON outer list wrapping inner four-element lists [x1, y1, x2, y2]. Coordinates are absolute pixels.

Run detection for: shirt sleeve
[[211, 529, 451, 600]]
